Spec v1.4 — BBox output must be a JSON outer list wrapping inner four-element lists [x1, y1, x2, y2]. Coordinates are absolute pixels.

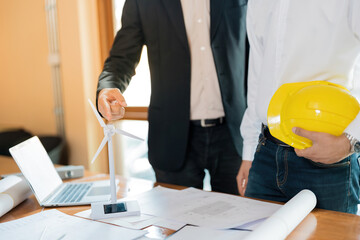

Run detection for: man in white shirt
[[237, 0, 360, 213]]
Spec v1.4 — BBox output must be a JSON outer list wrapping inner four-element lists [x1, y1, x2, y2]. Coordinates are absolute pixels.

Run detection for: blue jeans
[[154, 123, 242, 195], [245, 133, 360, 214]]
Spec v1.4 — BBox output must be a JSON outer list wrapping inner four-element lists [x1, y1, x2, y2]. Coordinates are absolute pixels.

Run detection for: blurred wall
[[0, 0, 109, 173], [0, 0, 56, 134]]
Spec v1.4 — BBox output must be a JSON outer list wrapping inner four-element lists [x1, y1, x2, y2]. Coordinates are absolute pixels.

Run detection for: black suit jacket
[[97, 0, 248, 171]]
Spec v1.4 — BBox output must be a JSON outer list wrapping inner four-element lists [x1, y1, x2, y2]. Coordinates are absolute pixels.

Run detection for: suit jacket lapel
[[210, 0, 225, 41], [161, 0, 189, 50]]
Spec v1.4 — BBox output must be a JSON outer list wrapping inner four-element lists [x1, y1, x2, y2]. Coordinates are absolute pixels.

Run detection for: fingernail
[[292, 127, 297, 133]]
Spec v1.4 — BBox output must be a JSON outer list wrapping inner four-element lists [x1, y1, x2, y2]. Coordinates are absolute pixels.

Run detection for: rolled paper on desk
[[244, 189, 317, 240], [0, 175, 32, 217]]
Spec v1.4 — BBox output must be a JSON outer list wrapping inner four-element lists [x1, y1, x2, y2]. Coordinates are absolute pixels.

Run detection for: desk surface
[[1, 155, 360, 240]]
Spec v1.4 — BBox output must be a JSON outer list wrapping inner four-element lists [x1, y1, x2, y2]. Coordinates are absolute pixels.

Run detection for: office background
[[0, 0, 123, 175]]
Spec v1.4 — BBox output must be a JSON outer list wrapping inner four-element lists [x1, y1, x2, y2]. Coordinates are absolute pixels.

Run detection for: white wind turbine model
[[88, 99, 143, 220]]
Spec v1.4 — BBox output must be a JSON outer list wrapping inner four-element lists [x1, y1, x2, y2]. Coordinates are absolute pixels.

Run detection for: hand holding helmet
[[267, 81, 360, 163]]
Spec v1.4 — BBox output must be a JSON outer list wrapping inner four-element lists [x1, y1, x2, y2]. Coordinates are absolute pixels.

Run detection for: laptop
[[9, 136, 113, 207]]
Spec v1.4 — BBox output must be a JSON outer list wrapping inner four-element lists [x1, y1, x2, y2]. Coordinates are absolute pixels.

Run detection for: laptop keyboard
[[52, 183, 93, 203]]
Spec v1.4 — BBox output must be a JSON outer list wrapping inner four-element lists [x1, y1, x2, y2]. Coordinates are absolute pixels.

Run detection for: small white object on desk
[[55, 165, 84, 179]]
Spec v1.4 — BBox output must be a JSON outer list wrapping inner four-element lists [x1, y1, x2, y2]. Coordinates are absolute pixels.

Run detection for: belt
[[190, 117, 225, 127], [262, 124, 291, 147]]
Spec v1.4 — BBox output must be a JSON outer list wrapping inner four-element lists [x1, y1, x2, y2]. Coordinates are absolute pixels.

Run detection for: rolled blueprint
[[244, 189, 317, 240], [0, 175, 32, 217]]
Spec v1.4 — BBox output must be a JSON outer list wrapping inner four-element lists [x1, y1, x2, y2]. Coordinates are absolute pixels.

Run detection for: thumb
[[292, 127, 316, 141]]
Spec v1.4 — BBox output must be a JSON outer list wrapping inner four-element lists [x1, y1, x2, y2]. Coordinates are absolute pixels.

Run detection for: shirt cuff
[[242, 144, 257, 161], [344, 112, 360, 140]]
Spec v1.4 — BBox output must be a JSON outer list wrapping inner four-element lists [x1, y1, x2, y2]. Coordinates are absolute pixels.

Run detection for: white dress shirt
[[241, 0, 360, 161], [180, 0, 225, 120]]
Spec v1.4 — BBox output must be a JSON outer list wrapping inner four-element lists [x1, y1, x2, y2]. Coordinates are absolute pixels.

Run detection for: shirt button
[[197, 18, 202, 23], [200, 46, 205, 51]]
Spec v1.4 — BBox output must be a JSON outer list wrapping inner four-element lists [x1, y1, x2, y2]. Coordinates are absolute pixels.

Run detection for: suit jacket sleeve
[[97, 0, 145, 99]]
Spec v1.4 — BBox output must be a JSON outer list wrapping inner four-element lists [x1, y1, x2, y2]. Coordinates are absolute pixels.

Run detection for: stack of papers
[[0, 209, 146, 240], [76, 186, 281, 231], [130, 187, 282, 229], [1, 186, 315, 240], [75, 187, 316, 240]]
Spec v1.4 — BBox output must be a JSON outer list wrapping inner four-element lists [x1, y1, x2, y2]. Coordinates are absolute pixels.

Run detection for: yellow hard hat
[[267, 81, 360, 149]]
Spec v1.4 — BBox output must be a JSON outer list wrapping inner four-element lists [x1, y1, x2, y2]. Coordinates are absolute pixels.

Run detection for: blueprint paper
[[128, 186, 282, 229], [244, 189, 317, 240], [0, 175, 32, 217]]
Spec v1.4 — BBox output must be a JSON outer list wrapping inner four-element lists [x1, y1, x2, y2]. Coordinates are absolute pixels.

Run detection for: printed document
[[124, 186, 282, 229]]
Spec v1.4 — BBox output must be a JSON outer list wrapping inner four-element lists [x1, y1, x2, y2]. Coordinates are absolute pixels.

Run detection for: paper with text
[[124, 186, 282, 229]]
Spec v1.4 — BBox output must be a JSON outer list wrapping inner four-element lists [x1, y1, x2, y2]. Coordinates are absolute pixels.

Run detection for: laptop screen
[[9, 136, 62, 202]]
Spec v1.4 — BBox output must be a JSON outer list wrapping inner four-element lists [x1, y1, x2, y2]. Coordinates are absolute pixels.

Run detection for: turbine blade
[[91, 136, 108, 164], [88, 99, 106, 127], [115, 129, 144, 141]]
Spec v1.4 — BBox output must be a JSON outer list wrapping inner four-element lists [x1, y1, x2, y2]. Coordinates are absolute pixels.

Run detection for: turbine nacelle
[[104, 124, 116, 137]]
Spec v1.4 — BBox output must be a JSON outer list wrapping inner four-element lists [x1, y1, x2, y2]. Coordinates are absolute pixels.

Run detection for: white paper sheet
[[75, 208, 187, 231], [0, 209, 146, 240], [75, 209, 160, 230], [167, 225, 250, 240], [128, 186, 282, 229], [123, 186, 185, 217], [244, 189, 317, 240], [0, 175, 32, 217]]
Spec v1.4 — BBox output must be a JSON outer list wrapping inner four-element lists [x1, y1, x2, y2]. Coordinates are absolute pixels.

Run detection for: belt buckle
[[201, 119, 216, 127]]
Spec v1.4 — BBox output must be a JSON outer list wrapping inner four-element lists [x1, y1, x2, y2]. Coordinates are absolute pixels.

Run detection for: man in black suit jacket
[[96, 0, 248, 195]]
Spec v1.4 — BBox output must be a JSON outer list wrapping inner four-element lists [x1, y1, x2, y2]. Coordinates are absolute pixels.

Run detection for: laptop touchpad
[[87, 186, 110, 196]]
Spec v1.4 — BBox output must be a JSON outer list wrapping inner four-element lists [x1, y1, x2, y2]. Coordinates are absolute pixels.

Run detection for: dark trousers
[[245, 133, 360, 214], [153, 123, 242, 195]]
